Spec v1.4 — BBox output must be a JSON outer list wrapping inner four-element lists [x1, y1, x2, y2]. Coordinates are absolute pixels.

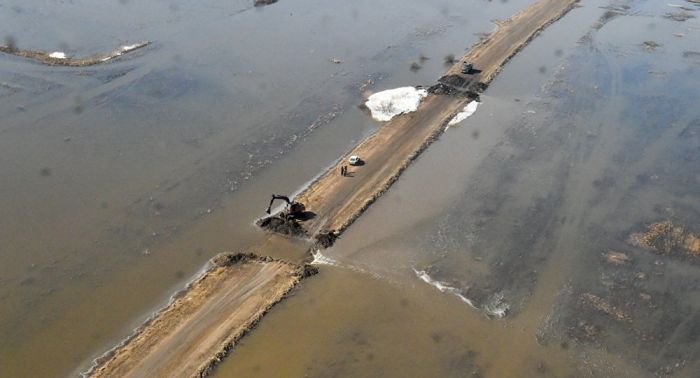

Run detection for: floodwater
[[216, 0, 700, 377], [1, 0, 698, 377]]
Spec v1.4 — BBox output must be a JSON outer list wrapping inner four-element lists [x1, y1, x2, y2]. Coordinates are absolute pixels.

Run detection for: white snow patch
[[49, 52, 66, 59], [121, 44, 140, 52], [365, 87, 428, 122], [447, 101, 480, 127]]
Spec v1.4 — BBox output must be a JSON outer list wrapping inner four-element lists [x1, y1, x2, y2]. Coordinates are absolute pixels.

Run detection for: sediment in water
[[628, 220, 700, 260]]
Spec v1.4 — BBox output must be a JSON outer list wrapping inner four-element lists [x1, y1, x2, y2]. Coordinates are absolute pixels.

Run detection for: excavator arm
[[266, 194, 292, 214]]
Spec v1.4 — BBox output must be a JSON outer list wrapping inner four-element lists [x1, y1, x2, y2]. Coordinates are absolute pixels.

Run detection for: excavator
[[265, 194, 306, 219], [461, 62, 474, 74]]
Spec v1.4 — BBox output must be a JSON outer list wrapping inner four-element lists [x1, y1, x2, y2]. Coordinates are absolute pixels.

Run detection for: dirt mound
[[302, 264, 319, 277], [256, 216, 307, 237], [436, 74, 486, 95], [427, 83, 460, 96], [427, 83, 477, 98], [211, 252, 271, 267], [438, 74, 469, 89], [314, 231, 338, 248]]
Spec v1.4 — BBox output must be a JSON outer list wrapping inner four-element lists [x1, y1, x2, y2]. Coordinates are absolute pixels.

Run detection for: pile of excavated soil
[[438, 74, 470, 89], [427, 83, 465, 96], [314, 231, 338, 248], [256, 216, 307, 237]]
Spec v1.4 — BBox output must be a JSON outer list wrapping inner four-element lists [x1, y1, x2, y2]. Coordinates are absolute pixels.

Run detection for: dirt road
[[295, 0, 579, 238], [86, 0, 579, 375], [87, 254, 314, 378]]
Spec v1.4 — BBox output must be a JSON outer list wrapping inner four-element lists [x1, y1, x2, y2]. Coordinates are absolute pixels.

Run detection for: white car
[[348, 155, 361, 165]]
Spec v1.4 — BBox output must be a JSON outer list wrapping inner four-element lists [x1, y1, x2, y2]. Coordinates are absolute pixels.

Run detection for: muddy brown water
[[1, 0, 699, 377], [215, 1, 700, 377]]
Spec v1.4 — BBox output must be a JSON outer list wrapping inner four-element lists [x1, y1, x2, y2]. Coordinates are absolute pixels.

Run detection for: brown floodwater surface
[[1, 0, 537, 375], [216, 0, 700, 377], [1, 0, 699, 376]]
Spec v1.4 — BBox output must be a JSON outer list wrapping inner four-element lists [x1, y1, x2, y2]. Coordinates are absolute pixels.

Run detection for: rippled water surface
[[1, 0, 699, 376]]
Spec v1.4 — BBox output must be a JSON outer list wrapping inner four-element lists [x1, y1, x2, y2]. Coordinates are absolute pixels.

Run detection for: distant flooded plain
[[1, 0, 699, 377]]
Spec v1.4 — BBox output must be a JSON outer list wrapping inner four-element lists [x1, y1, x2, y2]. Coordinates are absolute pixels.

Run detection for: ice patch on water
[[49, 52, 66, 59], [413, 269, 475, 308], [447, 101, 479, 127], [365, 87, 428, 122]]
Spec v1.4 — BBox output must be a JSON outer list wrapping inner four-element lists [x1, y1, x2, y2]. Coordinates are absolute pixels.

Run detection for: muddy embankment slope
[[294, 0, 580, 239], [87, 253, 316, 378]]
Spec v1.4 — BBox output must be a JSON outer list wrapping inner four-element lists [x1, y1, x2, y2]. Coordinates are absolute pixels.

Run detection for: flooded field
[[1, 0, 699, 377], [217, 0, 700, 377]]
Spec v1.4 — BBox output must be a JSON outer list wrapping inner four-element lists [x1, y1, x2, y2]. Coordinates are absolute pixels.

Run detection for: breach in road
[[257, 194, 310, 237]]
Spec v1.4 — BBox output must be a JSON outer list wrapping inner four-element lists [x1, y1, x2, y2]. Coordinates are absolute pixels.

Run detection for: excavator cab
[[461, 62, 474, 74]]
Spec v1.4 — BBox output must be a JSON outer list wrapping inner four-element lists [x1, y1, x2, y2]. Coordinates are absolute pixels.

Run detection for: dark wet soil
[[256, 216, 306, 237], [314, 231, 338, 249]]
